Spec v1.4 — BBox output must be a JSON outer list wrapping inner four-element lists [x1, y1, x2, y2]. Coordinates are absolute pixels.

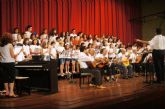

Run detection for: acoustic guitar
[[135, 55, 142, 64], [122, 57, 129, 67], [94, 57, 109, 68]]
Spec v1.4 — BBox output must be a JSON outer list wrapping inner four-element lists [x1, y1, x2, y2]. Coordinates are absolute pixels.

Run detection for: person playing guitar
[[94, 48, 109, 69]]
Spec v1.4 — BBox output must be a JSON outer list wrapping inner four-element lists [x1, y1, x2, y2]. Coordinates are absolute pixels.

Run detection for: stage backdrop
[[0, 0, 141, 44]]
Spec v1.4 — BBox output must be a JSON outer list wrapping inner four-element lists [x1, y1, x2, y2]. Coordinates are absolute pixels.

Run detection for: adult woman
[[0, 33, 17, 97]]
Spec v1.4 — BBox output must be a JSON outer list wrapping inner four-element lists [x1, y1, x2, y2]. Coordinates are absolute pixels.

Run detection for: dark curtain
[[0, 0, 141, 44]]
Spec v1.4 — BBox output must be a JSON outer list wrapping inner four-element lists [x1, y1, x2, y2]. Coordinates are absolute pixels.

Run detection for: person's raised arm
[[136, 39, 149, 45]]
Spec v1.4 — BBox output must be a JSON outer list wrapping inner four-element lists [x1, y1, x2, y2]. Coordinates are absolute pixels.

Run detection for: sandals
[[9, 94, 18, 98], [5, 93, 18, 98]]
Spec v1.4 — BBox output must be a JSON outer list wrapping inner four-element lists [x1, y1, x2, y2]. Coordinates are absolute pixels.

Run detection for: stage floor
[[1, 77, 165, 109]]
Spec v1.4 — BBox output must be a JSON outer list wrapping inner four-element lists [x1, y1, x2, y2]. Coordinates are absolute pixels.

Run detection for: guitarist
[[95, 48, 109, 69], [129, 49, 142, 76], [94, 48, 110, 81], [119, 48, 133, 78], [78, 46, 106, 89]]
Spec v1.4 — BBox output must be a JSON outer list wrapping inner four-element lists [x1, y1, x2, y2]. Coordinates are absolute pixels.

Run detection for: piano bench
[[15, 76, 31, 95]]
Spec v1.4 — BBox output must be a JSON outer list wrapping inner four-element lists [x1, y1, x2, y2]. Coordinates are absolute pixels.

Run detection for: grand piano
[[15, 59, 58, 93]]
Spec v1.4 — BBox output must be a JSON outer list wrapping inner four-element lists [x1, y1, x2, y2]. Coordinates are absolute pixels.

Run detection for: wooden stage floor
[[1, 77, 165, 109]]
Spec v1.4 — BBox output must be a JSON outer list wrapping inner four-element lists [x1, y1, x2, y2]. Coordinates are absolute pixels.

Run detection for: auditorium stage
[[1, 77, 165, 109]]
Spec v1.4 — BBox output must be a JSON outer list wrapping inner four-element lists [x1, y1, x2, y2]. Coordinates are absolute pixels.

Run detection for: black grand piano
[[15, 59, 58, 93]]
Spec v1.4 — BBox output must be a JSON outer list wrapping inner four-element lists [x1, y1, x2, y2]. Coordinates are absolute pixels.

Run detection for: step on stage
[[1, 77, 165, 109]]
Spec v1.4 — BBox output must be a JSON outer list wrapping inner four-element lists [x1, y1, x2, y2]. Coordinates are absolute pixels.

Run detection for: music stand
[[142, 52, 155, 84]]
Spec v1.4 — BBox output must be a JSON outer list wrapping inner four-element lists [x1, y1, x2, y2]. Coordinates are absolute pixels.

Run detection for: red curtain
[[0, 0, 141, 44]]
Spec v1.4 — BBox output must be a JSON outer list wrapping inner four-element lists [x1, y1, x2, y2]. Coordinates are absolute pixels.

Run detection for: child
[[63, 43, 71, 74]]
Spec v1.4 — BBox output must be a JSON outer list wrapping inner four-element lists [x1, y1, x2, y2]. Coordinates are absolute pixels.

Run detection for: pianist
[[0, 33, 18, 97]]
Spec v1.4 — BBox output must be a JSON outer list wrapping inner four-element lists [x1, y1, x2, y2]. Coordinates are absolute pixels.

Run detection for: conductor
[[136, 28, 165, 84]]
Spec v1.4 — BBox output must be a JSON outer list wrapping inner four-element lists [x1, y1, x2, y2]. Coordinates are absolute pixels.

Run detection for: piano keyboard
[[15, 65, 43, 68]]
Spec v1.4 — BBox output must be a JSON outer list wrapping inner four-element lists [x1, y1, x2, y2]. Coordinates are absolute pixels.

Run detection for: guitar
[[94, 57, 109, 68], [135, 54, 142, 63], [122, 57, 129, 67]]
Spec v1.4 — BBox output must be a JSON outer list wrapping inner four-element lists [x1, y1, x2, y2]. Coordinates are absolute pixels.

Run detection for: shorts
[[65, 58, 71, 62], [59, 58, 65, 64]]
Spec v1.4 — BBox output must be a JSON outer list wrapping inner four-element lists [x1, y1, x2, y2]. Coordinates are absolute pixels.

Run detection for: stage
[[1, 77, 165, 109]]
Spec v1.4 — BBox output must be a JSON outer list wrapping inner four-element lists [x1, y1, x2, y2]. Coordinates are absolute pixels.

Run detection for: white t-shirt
[[14, 45, 25, 62], [84, 41, 89, 47], [109, 48, 114, 53], [113, 47, 119, 54], [137, 48, 144, 54], [12, 33, 18, 41], [30, 45, 42, 55], [40, 34, 48, 40], [70, 33, 77, 37], [49, 35, 58, 43], [0, 44, 15, 63], [129, 52, 137, 63], [95, 53, 108, 59], [56, 46, 65, 58], [56, 46, 65, 53], [25, 31, 32, 39], [149, 35, 165, 50], [23, 45, 30, 56], [88, 54, 95, 62], [108, 53, 116, 59], [143, 53, 152, 63], [71, 50, 80, 59], [42, 48, 50, 61], [117, 52, 123, 59], [42, 48, 49, 56], [50, 47, 57, 59], [78, 52, 94, 69], [63, 49, 71, 59], [89, 39, 93, 44], [16, 39, 23, 44]]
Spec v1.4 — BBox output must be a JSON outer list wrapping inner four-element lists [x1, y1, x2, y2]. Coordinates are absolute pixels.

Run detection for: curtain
[[0, 0, 141, 44]]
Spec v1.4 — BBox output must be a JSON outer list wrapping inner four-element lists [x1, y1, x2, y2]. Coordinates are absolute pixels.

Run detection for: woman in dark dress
[[0, 33, 18, 97]]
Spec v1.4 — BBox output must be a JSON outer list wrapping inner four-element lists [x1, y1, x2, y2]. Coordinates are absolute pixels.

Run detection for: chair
[[79, 69, 92, 88], [15, 76, 31, 95]]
